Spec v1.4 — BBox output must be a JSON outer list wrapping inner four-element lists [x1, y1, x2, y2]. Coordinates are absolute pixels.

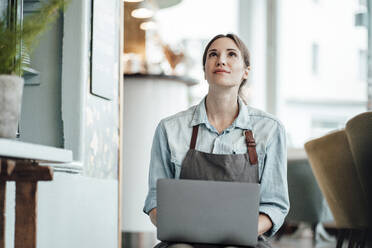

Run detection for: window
[[311, 117, 346, 138], [359, 49, 367, 81], [312, 43, 319, 75], [277, 0, 368, 148], [359, 0, 367, 8]]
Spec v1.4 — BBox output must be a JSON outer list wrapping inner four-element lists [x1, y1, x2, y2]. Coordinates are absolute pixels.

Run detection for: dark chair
[[345, 112, 372, 246]]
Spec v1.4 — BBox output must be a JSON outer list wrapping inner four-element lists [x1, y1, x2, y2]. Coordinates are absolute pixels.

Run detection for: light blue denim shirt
[[144, 96, 290, 237]]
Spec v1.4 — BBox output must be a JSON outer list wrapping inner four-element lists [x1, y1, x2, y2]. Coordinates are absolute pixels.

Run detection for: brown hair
[[202, 33, 250, 88]]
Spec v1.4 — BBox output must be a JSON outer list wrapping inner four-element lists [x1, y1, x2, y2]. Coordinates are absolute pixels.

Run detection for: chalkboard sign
[[90, 0, 119, 100]]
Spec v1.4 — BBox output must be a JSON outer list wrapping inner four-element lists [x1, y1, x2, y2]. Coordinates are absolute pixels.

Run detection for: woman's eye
[[208, 52, 217, 57], [228, 52, 237, 57]]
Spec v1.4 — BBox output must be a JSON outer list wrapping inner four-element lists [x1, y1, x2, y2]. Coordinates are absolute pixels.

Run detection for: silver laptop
[[157, 179, 260, 247]]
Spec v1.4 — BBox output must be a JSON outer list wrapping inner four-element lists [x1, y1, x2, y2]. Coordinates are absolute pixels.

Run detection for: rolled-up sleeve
[[259, 123, 290, 237], [143, 121, 173, 215]]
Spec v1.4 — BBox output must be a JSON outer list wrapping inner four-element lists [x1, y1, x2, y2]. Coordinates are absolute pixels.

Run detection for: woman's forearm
[[150, 208, 271, 235], [149, 208, 157, 227], [258, 213, 273, 236]]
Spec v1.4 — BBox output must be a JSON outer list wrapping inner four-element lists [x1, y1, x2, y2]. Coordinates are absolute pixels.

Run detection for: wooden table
[[0, 139, 72, 248]]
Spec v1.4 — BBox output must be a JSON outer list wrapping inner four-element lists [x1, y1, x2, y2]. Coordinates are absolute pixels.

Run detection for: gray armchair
[[286, 150, 333, 224]]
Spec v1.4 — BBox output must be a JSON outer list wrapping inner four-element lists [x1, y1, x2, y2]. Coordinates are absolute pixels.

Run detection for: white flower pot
[[0, 75, 24, 138]]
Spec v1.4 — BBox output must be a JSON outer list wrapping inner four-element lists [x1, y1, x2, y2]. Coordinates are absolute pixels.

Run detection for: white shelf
[[0, 138, 73, 163]]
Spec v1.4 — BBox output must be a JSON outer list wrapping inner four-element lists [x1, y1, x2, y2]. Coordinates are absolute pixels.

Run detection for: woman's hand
[[258, 213, 273, 236], [150, 208, 272, 235], [149, 208, 157, 227]]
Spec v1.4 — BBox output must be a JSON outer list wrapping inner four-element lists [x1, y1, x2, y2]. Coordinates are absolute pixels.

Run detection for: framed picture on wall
[[89, 0, 119, 100]]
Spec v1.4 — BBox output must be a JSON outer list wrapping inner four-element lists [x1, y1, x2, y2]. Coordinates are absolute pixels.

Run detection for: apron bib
[[155, 125, 272, 248]]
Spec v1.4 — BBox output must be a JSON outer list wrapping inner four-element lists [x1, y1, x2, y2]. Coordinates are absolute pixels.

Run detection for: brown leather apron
[[155, 125, 272, 248]]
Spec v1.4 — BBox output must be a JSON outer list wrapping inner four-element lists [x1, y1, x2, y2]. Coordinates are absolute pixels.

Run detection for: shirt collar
[[189, 96, 209, 127], [234, 96, 251, 130], [189, 95, 251, 130]]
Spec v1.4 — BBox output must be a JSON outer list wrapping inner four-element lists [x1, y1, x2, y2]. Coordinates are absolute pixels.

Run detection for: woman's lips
[[214, 69, 230, 74]]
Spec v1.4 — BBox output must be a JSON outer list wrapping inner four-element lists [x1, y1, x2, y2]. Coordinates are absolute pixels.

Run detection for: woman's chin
[[208, 81, 240, 89]]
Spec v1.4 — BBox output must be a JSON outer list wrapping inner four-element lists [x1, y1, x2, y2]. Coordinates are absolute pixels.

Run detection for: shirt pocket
[[233, 139, 265, 181], [233, 146, 264, 163], [169, 142, 189, 179], [170, 157, 183, 179]]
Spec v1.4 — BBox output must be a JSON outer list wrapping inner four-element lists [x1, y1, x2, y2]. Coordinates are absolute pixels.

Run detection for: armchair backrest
[[304, 130, 369, 228]]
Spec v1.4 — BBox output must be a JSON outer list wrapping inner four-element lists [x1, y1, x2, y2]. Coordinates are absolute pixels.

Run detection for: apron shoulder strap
[[190, 126, 258, 165], [190, 125, 199, 149], [245, 130, 258, 165]]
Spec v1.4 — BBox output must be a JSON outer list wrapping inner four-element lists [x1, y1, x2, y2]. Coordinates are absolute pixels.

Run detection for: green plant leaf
[[0, 0, 70, 75]]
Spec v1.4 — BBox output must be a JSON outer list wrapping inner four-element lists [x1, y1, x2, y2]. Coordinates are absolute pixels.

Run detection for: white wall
[[5, 173, 118, 248]]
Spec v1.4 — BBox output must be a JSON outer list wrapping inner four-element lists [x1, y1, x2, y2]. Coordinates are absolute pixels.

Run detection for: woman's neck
[[205, 90, 239, 134]]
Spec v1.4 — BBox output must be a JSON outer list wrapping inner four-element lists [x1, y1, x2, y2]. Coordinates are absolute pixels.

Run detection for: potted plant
[[0, 0, 69, 138]]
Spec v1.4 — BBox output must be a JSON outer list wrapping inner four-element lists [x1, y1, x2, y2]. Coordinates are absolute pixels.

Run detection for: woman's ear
[[242, 66, 250, 80]]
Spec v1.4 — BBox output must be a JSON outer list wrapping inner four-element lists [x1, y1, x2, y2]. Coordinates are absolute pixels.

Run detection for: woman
[[143, 34, 289, 248]]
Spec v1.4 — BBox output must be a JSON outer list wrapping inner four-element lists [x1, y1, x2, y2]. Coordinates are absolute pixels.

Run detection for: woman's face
[[204, 37, 249, 89]]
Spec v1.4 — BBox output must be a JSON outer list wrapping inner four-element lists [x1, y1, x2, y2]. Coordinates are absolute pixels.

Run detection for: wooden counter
[[124, 73, 199, 86]]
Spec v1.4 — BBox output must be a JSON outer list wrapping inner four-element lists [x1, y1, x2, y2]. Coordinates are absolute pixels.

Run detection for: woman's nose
[[216, 60, 226, 66], [216, 56, 226, 66]]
